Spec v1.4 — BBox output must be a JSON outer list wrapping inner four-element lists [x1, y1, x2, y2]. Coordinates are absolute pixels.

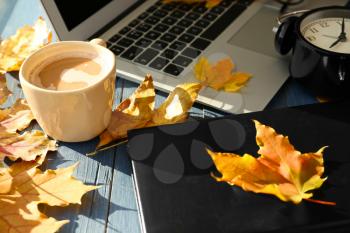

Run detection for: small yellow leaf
[[0, 76, 11, 105], [0, 99, 34, 133], [147, 82, 202, 127], [194, 57, 251, 92], [0, 130, 57, 162], [0, 17, 52, 74], [207, 120, 335, 205]]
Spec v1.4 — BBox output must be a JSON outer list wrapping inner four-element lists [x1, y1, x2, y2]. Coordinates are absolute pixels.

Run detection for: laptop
[[38, 0, 344, 113]]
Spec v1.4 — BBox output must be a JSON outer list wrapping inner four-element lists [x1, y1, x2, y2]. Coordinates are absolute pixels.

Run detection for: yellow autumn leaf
[[147, 82, 202, 127], [0, 98, 34, 133], [0, 17, 52, 74], [194, 57, 252, 92], [97, 75, 201, 149], [207, 120, 335, 205], [0, 130, 57, 162], [98, 75, 155, 148], [0, 162, 97, 233], [0, 76, 11, 105], [163, 0, 222, 8]]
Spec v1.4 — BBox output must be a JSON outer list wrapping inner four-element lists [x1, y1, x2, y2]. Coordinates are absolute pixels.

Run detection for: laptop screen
[[54, 0, 113, 31]]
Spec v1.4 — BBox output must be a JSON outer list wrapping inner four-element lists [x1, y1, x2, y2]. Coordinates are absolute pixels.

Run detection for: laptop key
[[119, 26, 132, 35], [178, 19, 192, 27], [110, 45, 125, 55], [129, 19, 140, 27], [145, 16, 159, 25], [187, 26, 203, 35], [117, 38, 134, 47], [171, 10, 185, 18], [178, 4, 194, 12], [193, 5, 208, 14], [162, 4, 176, 11], [151, 40, 168, 50], [126, 30, 143, 40], [173, 55, 192, 67], [186, 12, 200, 21], [170, 41, 186, 51], [106, 41, 112, 48], [136, 23, 152, 32], [161, 49, 178, 59], [238, 0, 254, 7], [145, 31, 161, 40], [154, 10, 168, 18], [210, 6, 225, 15], [191, 38, 211, 50], [149, 57, 169, 70], [202, 13, 217, 22], [220, 0, 234, 7], [182, 47, 201, 58], [178, 33, 195, 43], [108, 34, 121, 43], [135, 38, 152, 48], [164, 64, 184, 76], [195, 19, 210, 28], [138, 12, 149, 20], [146, 6, 158, 13], [121, 46, 143, 60], [169, 26, 185, 35], [201, 4, 246, 41], [162, 17, 178, 25], [135, 48, 159, 65], [160, 33, 177, 43], [153, 24, 169, 32]]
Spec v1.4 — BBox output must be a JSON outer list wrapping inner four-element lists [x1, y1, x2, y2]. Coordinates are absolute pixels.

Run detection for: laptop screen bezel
[[40, 0, 140, 41]]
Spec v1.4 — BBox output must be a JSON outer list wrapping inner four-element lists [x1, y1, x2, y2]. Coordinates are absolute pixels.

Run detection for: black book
[[127, 101, 350, 233]]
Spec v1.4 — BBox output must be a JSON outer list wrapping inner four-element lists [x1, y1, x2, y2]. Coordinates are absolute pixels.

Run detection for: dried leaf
[[97, 75, 155, 148], [0, 99, 34, 133], [0, 76, 11, 105], [0, 162, 97, 233], [194, 57, 251, 92], [0, 17, 52, 74], [207, 120, 335, 205], [0, 130, 57, 162], [147, 83, 202, 127], [97, 75, 201, 148], [163, 0, 222, 8]]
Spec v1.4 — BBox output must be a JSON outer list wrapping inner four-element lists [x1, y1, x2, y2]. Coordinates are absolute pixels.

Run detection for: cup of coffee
[[19, 40, 116, 142]]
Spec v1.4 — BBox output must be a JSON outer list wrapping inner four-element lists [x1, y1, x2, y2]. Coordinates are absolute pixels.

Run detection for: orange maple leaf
[[97, 75, 201, 148], [0, 159, 97, 233], [194, 57, 251, 92], [163, 0, 222, 8], [207, 120, 335, 205], [0, 76, 11, 105]]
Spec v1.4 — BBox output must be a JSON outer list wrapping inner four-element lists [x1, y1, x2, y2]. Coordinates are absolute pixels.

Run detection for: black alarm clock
[[275, 6, 350, 96]]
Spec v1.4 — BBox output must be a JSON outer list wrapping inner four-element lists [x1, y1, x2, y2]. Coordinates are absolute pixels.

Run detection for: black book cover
[[127, 101, 350, 233]]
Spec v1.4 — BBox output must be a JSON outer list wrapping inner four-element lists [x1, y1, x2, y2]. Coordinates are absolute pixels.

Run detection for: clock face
[[301, 17, 350, 54]]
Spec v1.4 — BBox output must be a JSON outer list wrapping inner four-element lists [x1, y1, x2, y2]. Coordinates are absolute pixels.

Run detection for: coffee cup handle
[[89, 38, 107, 48]]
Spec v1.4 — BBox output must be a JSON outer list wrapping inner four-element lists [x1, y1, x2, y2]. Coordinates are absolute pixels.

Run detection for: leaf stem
[[304, 198, 336, 206], [86, 139, 128, 157]]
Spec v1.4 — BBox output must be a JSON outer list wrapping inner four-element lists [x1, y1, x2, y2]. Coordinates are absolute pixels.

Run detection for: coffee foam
[[29, 51, 107, 91]]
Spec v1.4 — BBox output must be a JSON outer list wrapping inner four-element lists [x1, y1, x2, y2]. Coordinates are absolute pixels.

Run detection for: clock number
[[319, 22, 329, 28], [309, 27, 319, 33], [306, 35, 316, 42]]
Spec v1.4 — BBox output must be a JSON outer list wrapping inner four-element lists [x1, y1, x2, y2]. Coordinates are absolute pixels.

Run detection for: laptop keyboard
[[107, 0, 254, 77]]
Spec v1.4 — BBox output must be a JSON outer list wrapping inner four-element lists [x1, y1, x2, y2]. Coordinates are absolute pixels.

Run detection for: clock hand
[[330, 18, 347, 48]]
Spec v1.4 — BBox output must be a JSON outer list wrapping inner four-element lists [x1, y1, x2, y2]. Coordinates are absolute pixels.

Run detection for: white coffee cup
[[20, 40, 116, 142]]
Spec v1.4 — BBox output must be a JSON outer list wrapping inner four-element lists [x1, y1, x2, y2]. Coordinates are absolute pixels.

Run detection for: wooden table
[[0, 0, 318, 232]]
